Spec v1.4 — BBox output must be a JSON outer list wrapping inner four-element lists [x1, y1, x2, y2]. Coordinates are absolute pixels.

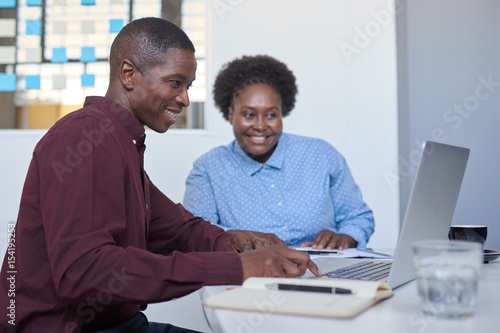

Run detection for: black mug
[[448, 225, 488, 247]]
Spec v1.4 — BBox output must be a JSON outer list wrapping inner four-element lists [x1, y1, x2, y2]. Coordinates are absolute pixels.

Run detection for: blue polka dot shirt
[[183, 133, 374, 248]]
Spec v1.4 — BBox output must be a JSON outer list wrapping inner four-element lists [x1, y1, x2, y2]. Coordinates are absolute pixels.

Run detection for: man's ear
[[227, 107, 234, 124], [120, 59, 137, 90]]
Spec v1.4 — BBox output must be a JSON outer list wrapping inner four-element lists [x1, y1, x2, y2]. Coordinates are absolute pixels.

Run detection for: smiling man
[[0, 18, 319, 333]]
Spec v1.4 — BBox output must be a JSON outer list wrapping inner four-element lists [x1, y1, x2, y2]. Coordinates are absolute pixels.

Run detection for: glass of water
[[411, 239, 482, 318]]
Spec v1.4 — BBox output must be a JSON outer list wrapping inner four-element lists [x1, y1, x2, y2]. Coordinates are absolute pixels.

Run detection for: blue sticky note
[[81, 0, 95, 5], [51, 47, 68, 63], [80, 46, 97, 62], [81, 73, 95, 87], [27, 0, 42, 6], [0, 0, 16, 8], [109, 19, 124, 33], [25, 75, 41, 89], [0, 73, 16, 92], [26, 20, 42, 36]]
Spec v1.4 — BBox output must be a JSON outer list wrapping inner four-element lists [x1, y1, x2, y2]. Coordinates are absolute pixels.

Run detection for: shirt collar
[[233, 133, 287, 176], [84, 96, 146, 146]]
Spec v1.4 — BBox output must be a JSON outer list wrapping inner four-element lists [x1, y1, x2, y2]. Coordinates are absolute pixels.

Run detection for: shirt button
[[145, 204, 149, 210], [277, 202, 282, 206], [133, 139, 137, 144], [270, 184, 275, 188], [283, 226, 288, 230]]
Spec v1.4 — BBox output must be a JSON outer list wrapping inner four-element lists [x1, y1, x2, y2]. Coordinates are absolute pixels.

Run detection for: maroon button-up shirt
[[0, 96, 243, 332]]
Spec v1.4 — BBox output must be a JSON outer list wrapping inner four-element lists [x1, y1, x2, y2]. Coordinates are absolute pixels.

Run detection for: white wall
[[0, 130, 46, 254], [0, 1, 399, 260], [397, 0, 500, 251]]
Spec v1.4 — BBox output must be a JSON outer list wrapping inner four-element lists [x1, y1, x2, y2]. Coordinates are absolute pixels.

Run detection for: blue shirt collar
[[232, 133, 287, 176]]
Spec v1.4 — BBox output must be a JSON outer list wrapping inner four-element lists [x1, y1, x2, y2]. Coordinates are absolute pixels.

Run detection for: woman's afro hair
[[213, 55, 298, 121]]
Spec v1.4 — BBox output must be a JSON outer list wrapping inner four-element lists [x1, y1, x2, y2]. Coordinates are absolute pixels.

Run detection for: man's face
[[128, 48, 197, 133], [228, 83, 283, 163]]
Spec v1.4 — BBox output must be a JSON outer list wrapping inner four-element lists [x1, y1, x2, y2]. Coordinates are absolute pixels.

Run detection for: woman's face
[[228, 83, 283, 163]]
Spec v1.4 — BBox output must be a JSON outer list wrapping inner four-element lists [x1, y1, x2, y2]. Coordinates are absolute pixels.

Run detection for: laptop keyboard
[[323, 261, 392, 281]]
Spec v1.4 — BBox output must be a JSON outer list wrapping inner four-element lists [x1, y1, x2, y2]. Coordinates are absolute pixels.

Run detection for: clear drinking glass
[[411, 240, 482, 318]]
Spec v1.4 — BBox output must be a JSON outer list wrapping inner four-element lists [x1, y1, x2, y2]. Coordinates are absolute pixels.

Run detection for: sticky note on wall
[[81, 73, 95, 87], [25, 75, 41, 89], [51, 47, 68, 63], [0, 19, 16, 37], [53, 75, 67, 90], [0, 46, 16, 64], [0, 0, 16, 9], [26, 20, 42, 35], [0, 73, 16, 92], [109, 19, 124, 33], [80, 47, 97, 62], [27, 0, 42, 6]]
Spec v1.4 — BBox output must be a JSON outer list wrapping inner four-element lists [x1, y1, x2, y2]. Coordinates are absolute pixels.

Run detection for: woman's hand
[[300, 230, 357, 251], [227, 229, 287, 252]]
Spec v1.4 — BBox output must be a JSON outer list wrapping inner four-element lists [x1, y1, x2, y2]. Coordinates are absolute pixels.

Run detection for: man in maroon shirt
[[0, 18, 320, 333]]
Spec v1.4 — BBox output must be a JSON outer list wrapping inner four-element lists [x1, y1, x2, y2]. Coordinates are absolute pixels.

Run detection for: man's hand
[[228, 229, 287, 252], [300, 230, 357, 251], [239, 245, 322, 280]]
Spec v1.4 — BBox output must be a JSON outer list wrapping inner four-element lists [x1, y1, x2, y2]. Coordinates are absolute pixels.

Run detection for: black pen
[[305, 250, 342, 255], [266, 283, 355, 294]]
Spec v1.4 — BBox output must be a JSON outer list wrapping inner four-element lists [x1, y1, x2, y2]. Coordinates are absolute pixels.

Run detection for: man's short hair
[[109, 17, 195, 79]]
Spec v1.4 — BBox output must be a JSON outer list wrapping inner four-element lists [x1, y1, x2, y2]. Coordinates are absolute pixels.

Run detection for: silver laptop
[[310, 141, 470, 289]]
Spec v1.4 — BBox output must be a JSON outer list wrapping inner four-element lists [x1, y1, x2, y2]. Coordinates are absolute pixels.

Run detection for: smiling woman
[[228, 83, 283, 163], [183, 54, 375, 251]]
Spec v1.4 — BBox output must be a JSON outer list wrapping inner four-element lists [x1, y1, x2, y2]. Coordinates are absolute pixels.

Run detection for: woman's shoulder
[[284, 133, 340, 154], [193, 142, 236, 166]]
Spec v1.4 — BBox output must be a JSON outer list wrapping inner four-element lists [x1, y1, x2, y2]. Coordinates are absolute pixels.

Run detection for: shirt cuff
[[203, 251, 243, 285], [337, 226, 369, 248]]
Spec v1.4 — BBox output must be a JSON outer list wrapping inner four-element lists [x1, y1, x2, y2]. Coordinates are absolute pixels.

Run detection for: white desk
[[199, 260, 500, 333]]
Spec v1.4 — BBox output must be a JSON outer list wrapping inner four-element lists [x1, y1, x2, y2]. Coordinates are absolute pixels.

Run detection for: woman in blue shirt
[[183, 55, 374, 250]]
